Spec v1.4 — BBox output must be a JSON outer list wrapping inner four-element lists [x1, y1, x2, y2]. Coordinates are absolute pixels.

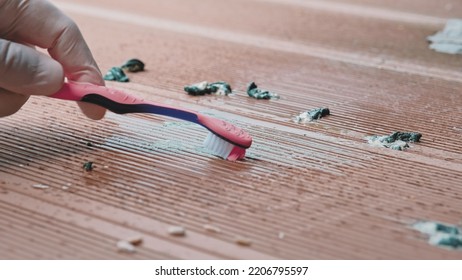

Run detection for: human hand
[[0, 0, 106, 119]]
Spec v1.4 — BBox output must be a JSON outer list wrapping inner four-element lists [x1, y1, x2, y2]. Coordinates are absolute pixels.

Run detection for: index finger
[[0, 0, 106, 119], [0, 0, 104, 85]]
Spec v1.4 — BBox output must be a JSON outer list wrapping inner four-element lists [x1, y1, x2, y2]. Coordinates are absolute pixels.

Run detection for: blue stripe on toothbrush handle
[[81, 93, 201, 124]]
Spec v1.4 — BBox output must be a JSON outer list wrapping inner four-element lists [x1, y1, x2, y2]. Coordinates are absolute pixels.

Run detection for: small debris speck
[[116, 240, 136, 253], [235, 236, 252, 246], [168, 226, 186, 236], [121, 58, 145, 72], [32, 184, 49, 189], [127, 236, 143, 246], [83, 161, 94, 171], [103, 66, 129, 82], [247, 82, 279, 100], [184, 81, 232, 96], [294, 107, 330, 123], [278, 231, 285, 239], [203, 224, 221, 233]]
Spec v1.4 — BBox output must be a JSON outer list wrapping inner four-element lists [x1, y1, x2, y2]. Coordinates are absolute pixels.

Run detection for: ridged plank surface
[[0, 0, 461, 259]]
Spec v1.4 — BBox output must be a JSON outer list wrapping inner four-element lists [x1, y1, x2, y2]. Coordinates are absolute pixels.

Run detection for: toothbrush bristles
[[203, 132, 246, 161], [226, 146, 246, 161]]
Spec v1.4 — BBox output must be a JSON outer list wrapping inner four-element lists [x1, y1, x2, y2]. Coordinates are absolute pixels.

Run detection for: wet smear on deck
[[105, 135, 187, 155], [366, 132, 422, 151], [103, 115, 203, 157], [413, 221, 462, 250]]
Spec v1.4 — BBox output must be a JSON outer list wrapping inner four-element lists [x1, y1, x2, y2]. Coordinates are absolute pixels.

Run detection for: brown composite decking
[[0, 0, 461, 259]]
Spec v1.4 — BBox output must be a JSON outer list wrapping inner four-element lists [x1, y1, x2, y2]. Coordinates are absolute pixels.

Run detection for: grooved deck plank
[[1, 0, 461, 259]]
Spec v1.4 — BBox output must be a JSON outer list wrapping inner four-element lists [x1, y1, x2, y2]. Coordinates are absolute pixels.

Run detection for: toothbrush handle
[[50, 81, 252, 148], [50, 81, 200, 124]]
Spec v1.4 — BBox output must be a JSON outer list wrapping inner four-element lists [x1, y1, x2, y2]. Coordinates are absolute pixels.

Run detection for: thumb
[[0, 38, 64, 96]]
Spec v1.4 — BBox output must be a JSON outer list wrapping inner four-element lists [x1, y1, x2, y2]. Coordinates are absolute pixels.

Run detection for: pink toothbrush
[[50, 81, 252, 160]]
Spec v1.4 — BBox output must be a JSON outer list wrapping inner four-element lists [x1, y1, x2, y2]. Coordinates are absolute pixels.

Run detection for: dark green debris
[[103, 67, 129, 82], [413, 221, 462, 250], [367, 131, 422, 151], [247, 82, 279, 100], [184, 81, 208, 95], [380, 132, 422, 143], [209, 82, 232, 95], [103, 58, 145, 82], [436, 236, 462, 248], [436, 223, 460, 235], [294, 107, 330, 123], [307, 107, 330, 120], [121, 58, 145, 73], [83, 161, 94, 172], [184, 81, 232, 96]]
